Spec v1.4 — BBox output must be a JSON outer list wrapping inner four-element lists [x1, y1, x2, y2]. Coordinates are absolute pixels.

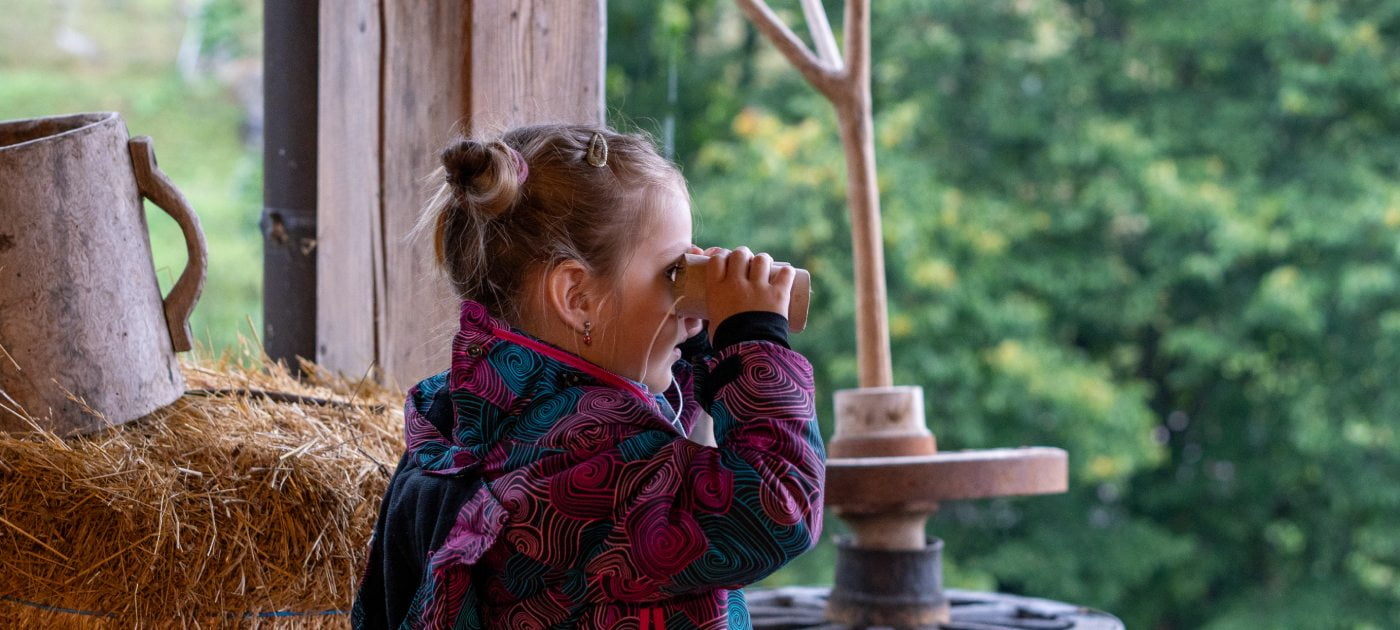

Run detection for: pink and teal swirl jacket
[[353, 301, 825, 629]]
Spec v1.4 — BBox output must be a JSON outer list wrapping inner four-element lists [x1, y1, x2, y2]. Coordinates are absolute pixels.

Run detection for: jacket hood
[[402, 301, 692, 478]]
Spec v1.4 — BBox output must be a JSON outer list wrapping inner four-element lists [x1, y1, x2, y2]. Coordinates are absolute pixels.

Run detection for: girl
[[353, 125, 824, 629]]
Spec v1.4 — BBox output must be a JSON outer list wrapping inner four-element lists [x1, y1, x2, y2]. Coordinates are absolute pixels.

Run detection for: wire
[[1, 594, 346, 619]]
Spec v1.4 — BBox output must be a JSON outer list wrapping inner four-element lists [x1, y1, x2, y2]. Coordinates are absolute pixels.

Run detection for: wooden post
[[738, 0, 943, 555], [262, 0, 320, 368], [736, 0, 892, 389], [317, 0, 383, 382], [318, 0, 605, 386]]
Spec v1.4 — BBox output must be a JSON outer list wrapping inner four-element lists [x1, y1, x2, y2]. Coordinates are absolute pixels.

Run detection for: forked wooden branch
[[799, 0, 842, 70], [737, 0, 893, 388], [735, 0, 842, 98]]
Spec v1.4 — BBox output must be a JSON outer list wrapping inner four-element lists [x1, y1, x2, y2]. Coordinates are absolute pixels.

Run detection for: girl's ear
[[543, 259, 594, 332]]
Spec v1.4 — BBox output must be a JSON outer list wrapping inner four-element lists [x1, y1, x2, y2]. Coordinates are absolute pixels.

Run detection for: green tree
[[609, 1, 1400, 627]]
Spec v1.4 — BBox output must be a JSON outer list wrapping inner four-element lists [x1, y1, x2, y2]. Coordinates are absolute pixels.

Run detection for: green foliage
[[199, 0, 262, 61], [609, 0, 1400, 627]]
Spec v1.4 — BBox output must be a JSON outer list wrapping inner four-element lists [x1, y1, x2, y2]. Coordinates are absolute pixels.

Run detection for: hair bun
[[440, 138, 519, 219], [441, 140, 492, 194]]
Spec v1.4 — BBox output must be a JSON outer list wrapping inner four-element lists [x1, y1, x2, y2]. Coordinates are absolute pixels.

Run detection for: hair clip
[[503, 144, 529, 186], [586, 132, 608, 167]]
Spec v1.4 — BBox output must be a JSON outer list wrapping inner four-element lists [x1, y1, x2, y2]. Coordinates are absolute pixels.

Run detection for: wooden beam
[[469, 1, 606, 131], [318, 0, 606, 386], [378, 0, 472, 387], [317, 0, 384, 380]]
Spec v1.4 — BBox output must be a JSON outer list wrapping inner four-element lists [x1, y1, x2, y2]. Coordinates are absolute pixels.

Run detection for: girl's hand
[[703, 246, 794, 327]]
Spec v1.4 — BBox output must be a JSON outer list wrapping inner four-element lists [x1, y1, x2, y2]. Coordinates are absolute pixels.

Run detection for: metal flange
[[825, 447, 1069, 514], [827, 537, 950, 627]]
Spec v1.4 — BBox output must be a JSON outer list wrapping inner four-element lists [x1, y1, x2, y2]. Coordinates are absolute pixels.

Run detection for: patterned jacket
[[353, 301, 825, 629]]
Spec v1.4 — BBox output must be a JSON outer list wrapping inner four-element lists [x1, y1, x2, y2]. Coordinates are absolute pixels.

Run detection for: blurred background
[[4, 1, 1399, 627]]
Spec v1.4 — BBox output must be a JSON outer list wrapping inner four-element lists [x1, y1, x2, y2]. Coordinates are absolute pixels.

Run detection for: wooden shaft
[[739, 0, 892, 387], [836, 0, 892, 388], [799, 0, 842, 70], [734, 0, 841, 97], [841, 512, 932, 551], [837, 106, 890, 388]]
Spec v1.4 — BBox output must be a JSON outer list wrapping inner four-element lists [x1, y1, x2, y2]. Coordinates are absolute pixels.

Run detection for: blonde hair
[[417, 124, 685, 324]]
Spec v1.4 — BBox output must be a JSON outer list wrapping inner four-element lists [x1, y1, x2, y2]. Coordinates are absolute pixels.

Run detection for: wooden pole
[[736, 0, 892, 388], [739, 0, 935, 555], [263, 0, 320, 368]]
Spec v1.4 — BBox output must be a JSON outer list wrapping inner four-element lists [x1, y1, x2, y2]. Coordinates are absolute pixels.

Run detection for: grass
[[1, 1, 264, 358]]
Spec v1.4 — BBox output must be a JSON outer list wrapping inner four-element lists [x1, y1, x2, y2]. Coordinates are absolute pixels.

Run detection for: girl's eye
[[664, 263, 682, 283]]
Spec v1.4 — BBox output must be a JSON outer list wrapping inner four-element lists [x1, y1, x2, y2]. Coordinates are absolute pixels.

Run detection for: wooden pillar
[[317, 0, 605, 386]]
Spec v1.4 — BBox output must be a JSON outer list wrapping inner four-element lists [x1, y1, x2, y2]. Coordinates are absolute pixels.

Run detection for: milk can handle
[[129, 137, 208, 353]]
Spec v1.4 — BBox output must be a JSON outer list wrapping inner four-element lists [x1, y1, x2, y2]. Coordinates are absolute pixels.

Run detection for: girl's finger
[[750, 252, 773, 283], [707, 250, 727, 283], [727, 247, 753, 281], [683, 316, 704, 338], [772, 264, 797, 291]]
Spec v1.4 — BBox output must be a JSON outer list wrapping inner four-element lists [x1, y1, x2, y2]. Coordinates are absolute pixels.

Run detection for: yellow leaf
[[732, 107, 762, 138], [1088, 455, 1121, 480], [890, 313, 915, 339], [913, 259, 958, 289]]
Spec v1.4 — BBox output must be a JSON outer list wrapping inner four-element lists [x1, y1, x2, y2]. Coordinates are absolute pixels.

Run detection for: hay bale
[[0, 351, 406, 627]]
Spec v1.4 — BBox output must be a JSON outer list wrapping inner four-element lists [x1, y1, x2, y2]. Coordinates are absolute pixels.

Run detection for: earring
[[582, 321, 593, 346]]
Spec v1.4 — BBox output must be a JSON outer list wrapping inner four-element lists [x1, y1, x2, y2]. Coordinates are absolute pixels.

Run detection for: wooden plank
[[468, 0, 606, 130], [378, 0, 472, 387], [313, 0, 609, 387], [316, 0, 384, 380], [372, 0, 607, 386]]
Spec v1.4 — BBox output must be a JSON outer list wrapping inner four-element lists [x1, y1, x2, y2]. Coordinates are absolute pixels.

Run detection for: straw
[[0, 343, 405, 627]]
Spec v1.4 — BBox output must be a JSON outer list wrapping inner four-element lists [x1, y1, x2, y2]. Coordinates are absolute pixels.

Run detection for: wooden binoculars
[[671, 253, 811, 333]]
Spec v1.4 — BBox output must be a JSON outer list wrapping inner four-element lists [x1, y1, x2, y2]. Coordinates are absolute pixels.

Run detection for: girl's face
[[590, 184, 701, 393]]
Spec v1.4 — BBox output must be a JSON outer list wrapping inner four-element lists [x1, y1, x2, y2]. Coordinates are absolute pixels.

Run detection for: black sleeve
[[711, 310, 791, 351]]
